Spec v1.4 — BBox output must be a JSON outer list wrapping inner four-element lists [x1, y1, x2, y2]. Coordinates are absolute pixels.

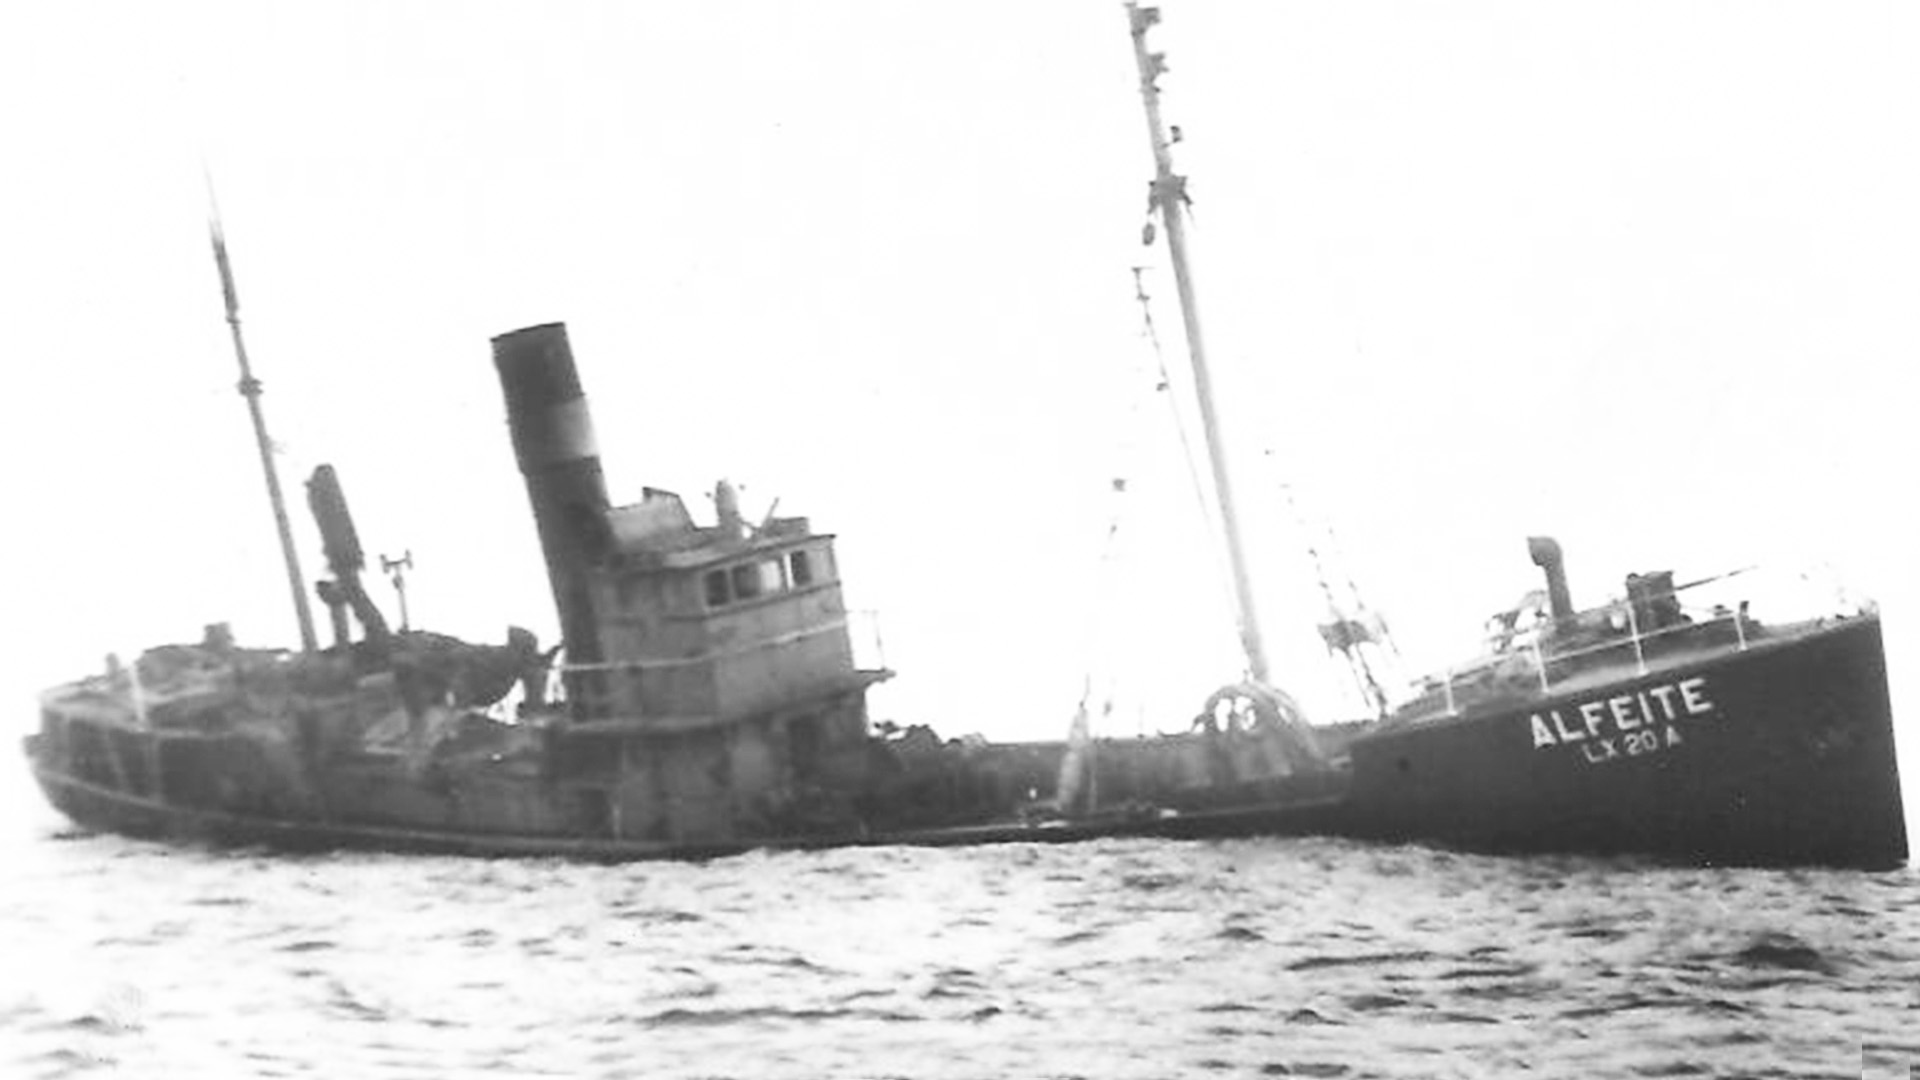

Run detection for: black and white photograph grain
[[1, 3, 1915, 1078]]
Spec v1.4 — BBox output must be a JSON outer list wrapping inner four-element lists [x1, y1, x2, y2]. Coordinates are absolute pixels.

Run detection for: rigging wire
[[1130, 266, 1217, 547], [1069, 264, 1217, 739], [1275, 474, 1403, 718], [1069, 286, 1159, 738], [1129, 266, 1246, 671], [1066, 262, 1258, 747], [1280, 479, 1378, 716]]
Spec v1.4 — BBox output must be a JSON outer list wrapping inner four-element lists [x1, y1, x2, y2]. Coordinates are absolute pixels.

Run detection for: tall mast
[[1126, 3, 1271, 685], [208, 204, 319, 652]]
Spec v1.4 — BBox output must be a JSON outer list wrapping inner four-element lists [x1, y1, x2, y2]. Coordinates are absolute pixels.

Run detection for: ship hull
[[1336, 614, 1907, 868], [25, 616, 1905, 868], [26, 754, 1344, 861]]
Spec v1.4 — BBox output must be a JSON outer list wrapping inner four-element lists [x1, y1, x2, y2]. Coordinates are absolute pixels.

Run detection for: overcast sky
[[2, 2, 1915, 824]]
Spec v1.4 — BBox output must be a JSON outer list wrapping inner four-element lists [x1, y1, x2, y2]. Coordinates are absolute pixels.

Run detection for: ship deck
[[1389, 564, 1868, 728]]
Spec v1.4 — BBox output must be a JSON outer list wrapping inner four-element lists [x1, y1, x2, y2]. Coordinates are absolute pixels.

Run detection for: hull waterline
[[29, 616, 1904, 869]]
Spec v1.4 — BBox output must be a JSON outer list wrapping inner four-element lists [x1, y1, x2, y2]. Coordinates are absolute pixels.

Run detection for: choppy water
[[2, 794, 1916, 1080]]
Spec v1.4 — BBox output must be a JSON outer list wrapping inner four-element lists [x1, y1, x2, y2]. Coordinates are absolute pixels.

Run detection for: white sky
[[2, 2, 1915, 826]]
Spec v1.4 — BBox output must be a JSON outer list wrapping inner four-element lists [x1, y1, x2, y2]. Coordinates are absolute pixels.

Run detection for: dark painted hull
[[27, 616, 1906, 868], [26, 758, 1350, 861], [1335, 614, 1907, 868]]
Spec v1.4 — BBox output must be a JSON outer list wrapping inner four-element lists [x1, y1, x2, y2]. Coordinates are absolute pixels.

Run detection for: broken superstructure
[[492, 323, 892, 843]]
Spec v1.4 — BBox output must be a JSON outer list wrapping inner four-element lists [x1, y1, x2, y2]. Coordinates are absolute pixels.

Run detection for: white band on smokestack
[[516, 398, 598, 468]]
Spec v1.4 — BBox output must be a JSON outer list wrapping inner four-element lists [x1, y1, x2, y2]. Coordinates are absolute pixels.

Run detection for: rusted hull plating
[[27, 616, 1906, 868]]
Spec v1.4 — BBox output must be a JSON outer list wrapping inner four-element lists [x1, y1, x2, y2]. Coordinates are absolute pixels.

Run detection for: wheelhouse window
[[730, 563, 762, 600], [708, 557, 797, 608], [790, 550, 813, 587]]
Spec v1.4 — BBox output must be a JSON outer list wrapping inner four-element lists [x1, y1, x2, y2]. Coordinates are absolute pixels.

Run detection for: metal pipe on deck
[[1528, 536, 1575, 624]]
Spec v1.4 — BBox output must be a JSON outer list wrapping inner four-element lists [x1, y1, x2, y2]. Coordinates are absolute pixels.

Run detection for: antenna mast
[[208, 199, 319, 652], [1126, 3, 1272, 684]]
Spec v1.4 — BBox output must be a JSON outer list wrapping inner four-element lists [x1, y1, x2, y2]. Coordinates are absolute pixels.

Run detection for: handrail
[[545, 610, 888, 721], [1482, 563, 1867, 659], [556, 618, 856, 674], [1413, 563, 1871, 717], [849, 609, 889, 672]]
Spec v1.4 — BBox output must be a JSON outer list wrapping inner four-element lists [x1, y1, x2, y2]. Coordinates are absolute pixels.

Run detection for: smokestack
[[492, 323, 610, 672], [1527, 536, 1574, 624]]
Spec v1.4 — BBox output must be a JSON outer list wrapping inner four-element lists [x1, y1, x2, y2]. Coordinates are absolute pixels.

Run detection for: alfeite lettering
[[1680, 677, 1714, 714], [1648, 684, 1679, 721], [1608, 695, 1640, 731], [1527, 676, 1715, 754], [1530, 714, 1557, 748]]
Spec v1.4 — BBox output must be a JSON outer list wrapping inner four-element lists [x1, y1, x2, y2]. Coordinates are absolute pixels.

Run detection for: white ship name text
[[1527, 677, 1715, 764]]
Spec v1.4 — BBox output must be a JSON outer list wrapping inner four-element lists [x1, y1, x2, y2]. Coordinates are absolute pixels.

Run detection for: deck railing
[[547, 608, 891, 721], [849, 609, 889, 673], [1422, 565, 1873, 717]]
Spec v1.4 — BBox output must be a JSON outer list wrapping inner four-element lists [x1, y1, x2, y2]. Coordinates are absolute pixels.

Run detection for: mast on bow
[[208, 195, 319, 653], [1126, 3, 1271, 685]]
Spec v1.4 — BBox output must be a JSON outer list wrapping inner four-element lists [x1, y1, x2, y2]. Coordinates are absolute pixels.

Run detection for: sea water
[[2, 786, 1915, 1080]]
